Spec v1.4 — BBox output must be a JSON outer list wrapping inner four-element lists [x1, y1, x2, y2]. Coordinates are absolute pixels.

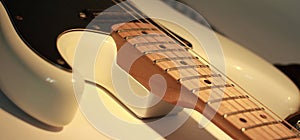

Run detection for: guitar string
[[113, 3, 284, 139], [150, 11, 300, 137], [109, 0, 298, 138], [110, 1, 290, 138], [110, 0, 290, 138], [114, 21, 276, 138], [113, 0, 300, 138]]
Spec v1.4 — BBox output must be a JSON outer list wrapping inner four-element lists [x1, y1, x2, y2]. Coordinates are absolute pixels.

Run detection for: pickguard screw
[[57, 59, 66, 65], [79, 12, 87, 19], [15, 16, 23, 21]]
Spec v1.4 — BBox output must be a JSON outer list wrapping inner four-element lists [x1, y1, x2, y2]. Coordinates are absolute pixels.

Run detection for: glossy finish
[[0, 0, 117, 70], [0, 0, 299, 136], [0, 2, 83, 127], [131, 0, 300, 119], [58, 0, 299, 120], [57, 30, 183, 118]]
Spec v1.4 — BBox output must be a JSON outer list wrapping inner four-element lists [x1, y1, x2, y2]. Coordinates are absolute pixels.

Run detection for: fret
[[116, 23, 162, 39], [181, 77, 230, 93], [142, 48, 186, 55], [146, 51, 194, 60], [133, 41, 176, 47], [158, 60, 207, 72], [153, 56, 196, 63], [124, 34, 165, 40], [224, 109, 297, 139], [165, 65, 209, 72], [129, 36, 182, 50], [265, 124, 300, 139], [223, 107, 265, 118], [119, 22, 160, 32], [236, 110, 285, 132], [162, 63, 213, 80], [192, 88, 223, 101], [241, 121, 282, 132], [225, 113, 277, 139], [116, 22, 189, 51], [116, 28, 157, 33], [214, 97, 262, 116], [178, 74, 221, 82], [207, 95, 249, 104], [111, 22, 300, 139], [191, 84, 233, 93], [148, 52, 197, 63], [255, 122, 290, 139], [211, 96, 261, 119], [166, 67, 213, 86]]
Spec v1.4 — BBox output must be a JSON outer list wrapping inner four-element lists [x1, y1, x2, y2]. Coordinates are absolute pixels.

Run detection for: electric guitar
[[0, 0, 299, 139]]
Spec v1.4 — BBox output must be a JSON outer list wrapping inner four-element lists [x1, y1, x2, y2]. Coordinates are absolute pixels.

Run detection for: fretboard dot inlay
[[239, 118, 248, 123], [159, 44, 167, 49], [111, 22, 300, 139], [179, 60, 188, 65], [204, 79, 212, 84], [141, 30, 148, 34], [260, 114, 268, 119]]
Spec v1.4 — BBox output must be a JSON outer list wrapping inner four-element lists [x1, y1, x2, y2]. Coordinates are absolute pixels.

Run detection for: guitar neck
[[111, 22, 299, 139]]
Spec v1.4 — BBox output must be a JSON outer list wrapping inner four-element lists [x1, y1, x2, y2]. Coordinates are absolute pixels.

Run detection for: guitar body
[[0, 0, 299, 138], [0, 1, 89, 127]]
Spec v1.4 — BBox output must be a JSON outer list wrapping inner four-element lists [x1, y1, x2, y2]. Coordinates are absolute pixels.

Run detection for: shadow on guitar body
[[0, 89, 63, 132]]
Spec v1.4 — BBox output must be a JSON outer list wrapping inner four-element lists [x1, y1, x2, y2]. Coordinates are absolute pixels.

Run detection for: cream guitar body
[[0, 0, 299, 139], [57, 0, 299, 119], [0, 2, 82, 127]]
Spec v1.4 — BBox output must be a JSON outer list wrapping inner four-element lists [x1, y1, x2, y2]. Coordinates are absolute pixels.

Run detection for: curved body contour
[[58, 0, 299, 120], [0, 0, 299, 136], [0, 2, 83, 127]]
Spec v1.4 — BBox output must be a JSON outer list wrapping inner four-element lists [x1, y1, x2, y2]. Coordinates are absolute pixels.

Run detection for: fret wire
[[147, 51, 196, 60], [178, 73, 221, 82], [115, 0, 255, 111], [212, 79, 291, 138], [116, 27, 157, 33], [165, 65, 209, 72], [109, 1, 274, 138], [118, 23, 292, 138], [203, 89, 277, 138], [224, 109, 286, 138], [154, 56, 196, 64], [196, 63, 294, 138], [223, 107, 265, 118], [142, 48, 185, 55], [124, 34, 165, 40], [133, 41, 175, 47], [215, 91, 261, 114], [207, 95, 249, 105], [216, 87, 292, 138], [241, 121, 282, 132], [197, 79, 285, 137], [191, 84, 233, 93], [110, 3, 298, 136], [117, 22, 282, 137], [220, 79, 294, 137]]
